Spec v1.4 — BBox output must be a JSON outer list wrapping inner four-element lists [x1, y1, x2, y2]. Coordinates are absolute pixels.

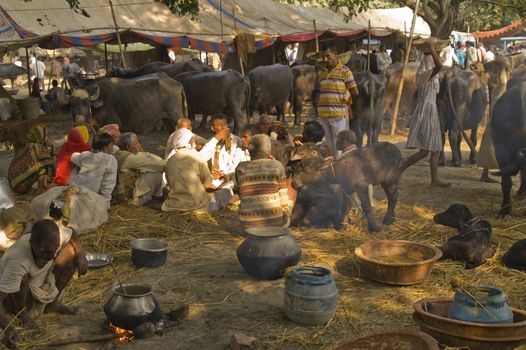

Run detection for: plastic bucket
[[284, 266, 337, 325]]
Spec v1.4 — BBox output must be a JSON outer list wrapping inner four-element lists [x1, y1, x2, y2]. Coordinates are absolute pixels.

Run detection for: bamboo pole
[[104, 43, 109, 73], [313, 20, 319, 52], [390, 0, 420, 136], [108, 0, 127, 69], [233, 5, 244, 75], [47, 49, 55, 90], [25, 47, 31, 95], [367, 20, 371, 71]]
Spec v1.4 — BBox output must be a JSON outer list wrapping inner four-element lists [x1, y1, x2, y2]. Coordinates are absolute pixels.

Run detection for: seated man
[[199, 114, 244, 210], [45, 80, 67, 111], [235, 135, 289, 230], [162, 129, 231, 213], [115, 132, 166, 206], [298, 120, 330, 157], [240, 124, 258, 161], [164, 117, 208, 159], [0, 219, 87, 349], [257, 115, 272, 135]]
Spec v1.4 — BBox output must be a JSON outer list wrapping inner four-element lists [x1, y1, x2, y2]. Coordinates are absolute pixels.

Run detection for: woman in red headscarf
[[55, 126, 92, 186]]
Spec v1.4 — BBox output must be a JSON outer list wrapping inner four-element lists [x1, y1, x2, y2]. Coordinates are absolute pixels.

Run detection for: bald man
[[165, 118, 209, 159], [0, 219, 87, 349]]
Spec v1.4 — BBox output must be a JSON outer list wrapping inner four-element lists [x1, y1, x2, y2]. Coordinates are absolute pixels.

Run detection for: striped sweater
[[235, 159, 288, 230]]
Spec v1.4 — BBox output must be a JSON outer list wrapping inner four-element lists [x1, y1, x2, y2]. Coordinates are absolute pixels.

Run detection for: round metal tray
[[86, 253, 113, 268]]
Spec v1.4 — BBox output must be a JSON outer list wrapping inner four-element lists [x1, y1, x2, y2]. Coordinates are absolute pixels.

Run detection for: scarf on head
[[55, 126, 92, 186], [172, 128, 193, 150], [99, 124, 120, 139]]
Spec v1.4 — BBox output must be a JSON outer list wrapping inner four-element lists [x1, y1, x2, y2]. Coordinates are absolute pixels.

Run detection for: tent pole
[[233, 5, 244, 75], [367, 20, 371, 71], [313, 20, 319, 52], [104, 43, 109, 74], [108, 0, 127, 69], [25, 47, 31, 95], [47, 49, 55, 90], [390, 0, 420, 136]]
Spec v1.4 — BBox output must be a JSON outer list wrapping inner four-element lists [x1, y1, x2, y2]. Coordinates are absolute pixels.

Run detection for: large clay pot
[[236, 227, 301, 280], [448, 286, 513, 324], [103, 284, 161, 330]]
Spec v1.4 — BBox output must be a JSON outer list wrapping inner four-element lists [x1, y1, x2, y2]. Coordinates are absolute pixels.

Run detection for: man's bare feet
[[44, 301, 78, 315]]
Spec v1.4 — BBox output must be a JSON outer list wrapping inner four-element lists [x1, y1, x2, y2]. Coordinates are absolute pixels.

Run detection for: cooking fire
[[107, 321, 134, 344]]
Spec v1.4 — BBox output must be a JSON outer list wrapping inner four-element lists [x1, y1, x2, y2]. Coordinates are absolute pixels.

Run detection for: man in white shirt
[[376, 45, 392, 72], [483, 47, 495, 63], [440, 45, 459, 67]]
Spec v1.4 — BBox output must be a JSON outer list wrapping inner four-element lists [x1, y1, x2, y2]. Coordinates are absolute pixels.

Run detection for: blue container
[[284, 266, 337, 325], [447, 286, 513, 324]]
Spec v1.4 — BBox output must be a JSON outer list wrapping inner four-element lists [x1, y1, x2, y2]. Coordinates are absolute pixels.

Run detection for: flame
[[108, 321, 134, 343]]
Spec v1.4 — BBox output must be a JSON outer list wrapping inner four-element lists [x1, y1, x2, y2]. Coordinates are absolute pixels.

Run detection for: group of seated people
[[0, 112, 371, 348]]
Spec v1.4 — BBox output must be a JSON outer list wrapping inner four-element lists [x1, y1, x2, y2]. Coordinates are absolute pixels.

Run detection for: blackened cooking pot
[[104, 284, 161, 330], [130, 238, 168, 268]]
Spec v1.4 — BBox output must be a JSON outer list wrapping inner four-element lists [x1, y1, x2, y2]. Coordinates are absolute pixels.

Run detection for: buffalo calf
[[503, 239, 526, 271], [434, 204, 495, 269]]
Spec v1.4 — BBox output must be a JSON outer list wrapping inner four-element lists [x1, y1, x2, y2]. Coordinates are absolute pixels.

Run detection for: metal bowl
[[86, 253, 113, 268], [130, 238, 168, 268]]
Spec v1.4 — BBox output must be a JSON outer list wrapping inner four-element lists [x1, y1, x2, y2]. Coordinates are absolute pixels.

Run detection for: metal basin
[[355, 240, 442, 285], [130, 238, 168, 268]]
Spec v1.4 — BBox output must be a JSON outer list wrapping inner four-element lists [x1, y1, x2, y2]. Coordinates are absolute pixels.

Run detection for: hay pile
[[12, 198, 525, 350]]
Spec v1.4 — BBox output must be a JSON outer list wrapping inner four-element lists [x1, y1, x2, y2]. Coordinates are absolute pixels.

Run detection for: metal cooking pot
[[103, 284, 161, 330], [130, 238, 168, 268]]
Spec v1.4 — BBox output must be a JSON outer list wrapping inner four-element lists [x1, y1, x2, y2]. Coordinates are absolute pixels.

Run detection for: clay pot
[[448, 286, 513, 324], [236, 227, 301, 280], [103, 284, 161, 330]]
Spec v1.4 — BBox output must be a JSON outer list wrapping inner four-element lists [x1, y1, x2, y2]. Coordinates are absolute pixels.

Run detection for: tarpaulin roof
[[0, 0, 430, 52], [473, 18, 526, 40]]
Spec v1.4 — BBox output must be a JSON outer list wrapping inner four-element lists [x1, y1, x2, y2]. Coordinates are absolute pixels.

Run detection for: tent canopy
[[0, 0, 430, 52]]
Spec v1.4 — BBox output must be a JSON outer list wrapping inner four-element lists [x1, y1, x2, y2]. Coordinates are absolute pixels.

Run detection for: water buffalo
[[291, 64, 318, 126], [345, 52, 367, 73], [247, 64, 293, 123], [0, 64, 26, 88], [503, 239, 526, 271], [289, 142, 401, 233], [491, 81, 526, 218], [110, 60, 211, 79], [437, 66, 486, 166], [434, 203, 495, 269], [174, 69, 249, 133], [383, 62, 419, 120], [69, 72, 186, 132], [0, 98, 17, 121], [350, 71, 386, 146]]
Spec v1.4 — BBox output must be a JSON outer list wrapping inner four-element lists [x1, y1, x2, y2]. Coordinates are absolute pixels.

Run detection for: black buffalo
[[434, 203, 495, 269], [350, 71, 386, 146], [69, 72, 186, 132], [291, 64, 318, 126], [110, 60, 211, 79], [0, 64, 26, 88], [503, 239, 526, 271], [491, 81, 526, 218], [174, 69, 249, 133], [247, 64, 293, 123]]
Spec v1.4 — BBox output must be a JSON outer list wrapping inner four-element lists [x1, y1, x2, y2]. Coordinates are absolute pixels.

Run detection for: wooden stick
[[43, 332, 132, 347], [313, 20, 319, 53], [390, 0, 420, 135], [108, 0, 127, 69], [367, 20, 371, 72]]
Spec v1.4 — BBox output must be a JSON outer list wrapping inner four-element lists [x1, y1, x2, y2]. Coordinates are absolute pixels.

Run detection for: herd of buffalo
[[1, 51, 526, 272]]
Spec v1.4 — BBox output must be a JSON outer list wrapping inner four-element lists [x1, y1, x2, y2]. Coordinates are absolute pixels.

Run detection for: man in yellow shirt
[[317, 44, 359, 157]]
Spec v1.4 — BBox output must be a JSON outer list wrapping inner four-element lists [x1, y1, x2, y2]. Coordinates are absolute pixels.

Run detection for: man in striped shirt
[[317, 44, 359, 156]]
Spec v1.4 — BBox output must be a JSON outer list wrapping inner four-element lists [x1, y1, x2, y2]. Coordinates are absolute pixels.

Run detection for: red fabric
[[54, 128, 92, 186]]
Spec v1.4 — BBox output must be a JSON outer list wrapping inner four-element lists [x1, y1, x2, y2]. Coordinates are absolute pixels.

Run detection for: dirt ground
[[1, 112, 525, 350]]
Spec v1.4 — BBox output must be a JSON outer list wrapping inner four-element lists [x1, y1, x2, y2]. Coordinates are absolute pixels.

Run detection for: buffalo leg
[[498, 175, 513, 219], [381, 179, 398, 226], [334, 195, 352, 231], [352, 120, 364, 148], [293, 98, 302, 126], [517, 170, 526, 199], [197, 114, 208, 132], [449, 129, 461, 167], [469, 128, 478, 164], [355, 186, 378, 233], [439, 131, 446, 166]]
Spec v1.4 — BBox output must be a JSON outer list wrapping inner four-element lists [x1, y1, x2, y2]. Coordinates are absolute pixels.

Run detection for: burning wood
[[108, 321, 134, 344]]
